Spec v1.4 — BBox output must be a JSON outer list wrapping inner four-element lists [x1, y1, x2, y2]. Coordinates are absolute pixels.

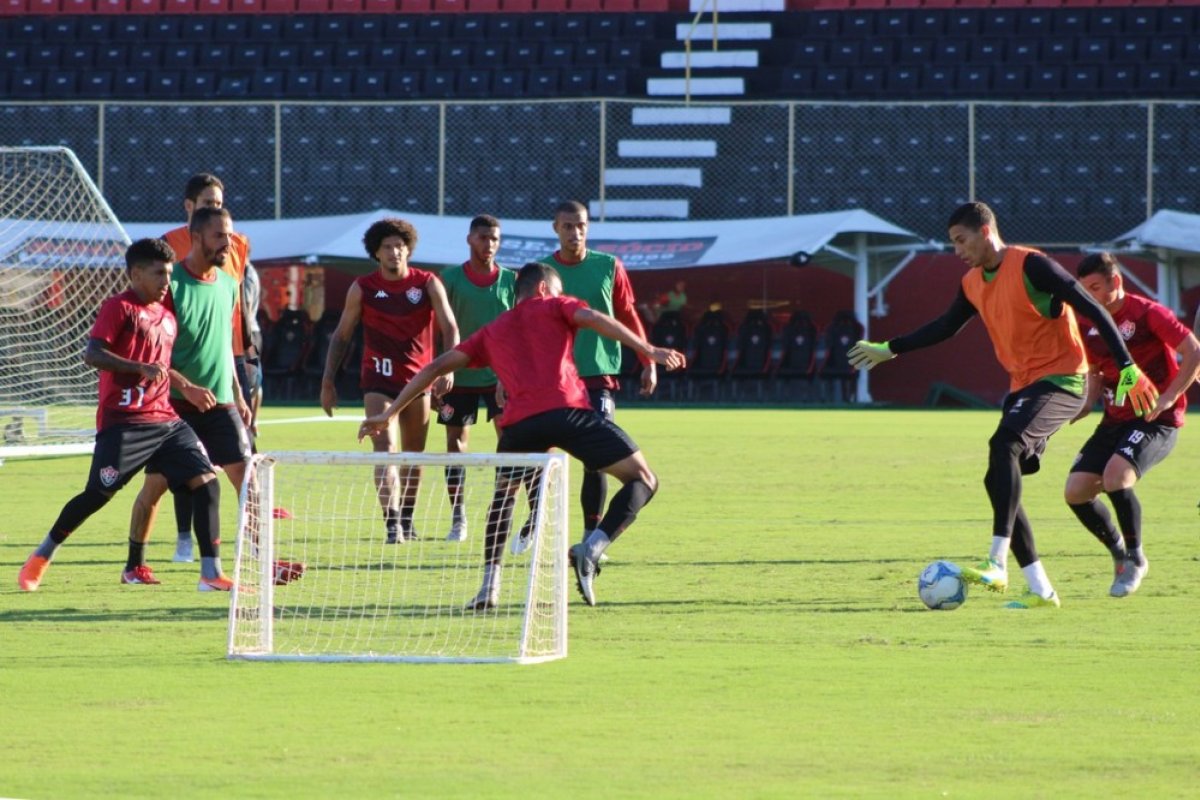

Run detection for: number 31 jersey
[[89, 289, 179, 431], [355, 268, 437, 393]]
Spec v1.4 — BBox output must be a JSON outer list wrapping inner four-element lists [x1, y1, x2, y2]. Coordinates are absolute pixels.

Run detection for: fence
[[2, 98, 1196, 244]]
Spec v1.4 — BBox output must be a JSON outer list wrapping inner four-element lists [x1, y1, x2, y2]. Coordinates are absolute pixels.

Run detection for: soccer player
[[540, 200, 656, 551], [436, 214, 517, 542], [321, 218, 459, 543], [848, 201, 1159, 609], [17, 239, 227, 592], [1064, 252, 1200, 597], [162, 172, 255, 563], [359, 262, 686, 609]]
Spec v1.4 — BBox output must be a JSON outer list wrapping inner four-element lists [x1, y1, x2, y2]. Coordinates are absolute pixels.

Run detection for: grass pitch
[[2, 406, 1198, 798]]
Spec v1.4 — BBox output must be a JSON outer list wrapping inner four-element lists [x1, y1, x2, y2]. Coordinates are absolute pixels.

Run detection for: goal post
[[227, 450, 570, 664], [0, 146, 131, 460]]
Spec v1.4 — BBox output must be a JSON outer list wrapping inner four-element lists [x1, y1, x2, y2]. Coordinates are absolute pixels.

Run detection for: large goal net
[[228, 451, 569, 664], [0, 147, 131, 459]]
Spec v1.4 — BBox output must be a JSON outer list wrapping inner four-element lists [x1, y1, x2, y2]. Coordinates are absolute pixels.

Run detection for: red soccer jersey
[[1081, 293, 1191, 427], [89, 289, 179, 430], [455, 295, 592, 427], [356, 268, 437, 392]]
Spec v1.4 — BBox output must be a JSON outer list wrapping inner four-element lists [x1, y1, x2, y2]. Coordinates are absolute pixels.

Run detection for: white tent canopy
[[127, 208, 937, 402], [1104, 209, 1200, 316]]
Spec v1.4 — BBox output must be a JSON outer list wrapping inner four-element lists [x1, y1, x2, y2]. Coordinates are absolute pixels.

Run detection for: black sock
[[191, 479, 221, 559], [125, 539, 145, 572], [445, 465, 465, 511], [1008, 505, 1038, 569], [1069, 499, 1124, 557], [596, 478, 657, 545], [384, 507, 400, 536], [172, 486, 192, 537], [484, 479, 519, 564], [1106, 487, 1143, 558], [581, 470, 606, 533]]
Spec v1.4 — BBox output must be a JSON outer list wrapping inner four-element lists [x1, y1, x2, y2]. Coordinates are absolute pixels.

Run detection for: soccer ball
[[918, 560, 968, 610]]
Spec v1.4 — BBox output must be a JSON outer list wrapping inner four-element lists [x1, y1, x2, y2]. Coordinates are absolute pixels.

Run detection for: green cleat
[[959, 558, 1008, 593], [1003, 590, 1061, 609]]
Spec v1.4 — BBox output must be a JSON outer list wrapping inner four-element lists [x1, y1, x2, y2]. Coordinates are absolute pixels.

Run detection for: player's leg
[[126, 471, 169, 581], [579, 388, 615, 540], [170, 488, 195, 563], [1001, 506, 1061, 609], [437, 391, 477, 542], [963, 382, 1083, 600], [1103, 423, 1176, 597], [467, 466, 522, 611], [363, 391, 402, 541], [502, 389, 543, 556], [1064, 425, 1126, 571], [396, 390, 431, 541], [19, 425, 147, 591]]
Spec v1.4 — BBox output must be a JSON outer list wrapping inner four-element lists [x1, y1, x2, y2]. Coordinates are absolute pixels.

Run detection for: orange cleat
[[18, 554, 50, 592], [121, 565, 162, 585], [198, 575, 234, 592], [273, 560, 306, 585]]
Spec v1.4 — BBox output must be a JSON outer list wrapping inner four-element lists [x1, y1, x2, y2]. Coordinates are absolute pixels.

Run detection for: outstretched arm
[[849, 289, 977, 370], [358, 350, 471, 440], [320, 282, 363, 417], [573, 306, 686, 372], [1024, 254, 1134, 368]]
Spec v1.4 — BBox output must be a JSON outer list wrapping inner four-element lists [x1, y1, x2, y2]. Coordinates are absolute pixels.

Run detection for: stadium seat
[[774, 310, 818, 400], [729, 309, 774, 401], [819, 310, 861, 404], [687, 310, 729, 400], [263, 309, 310, 402]]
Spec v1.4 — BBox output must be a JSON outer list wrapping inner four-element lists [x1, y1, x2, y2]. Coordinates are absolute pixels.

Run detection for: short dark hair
[[1077, 252, 1121, 280], [189, 206, 231, 235], [184, 173, 223, 203], [125, 238, 176, 273], [363, 218, 418, 260], [516, 261, 560, 298], [553, 200, 588, 219], [469, 214, 500, 232], [947, 201, 996, 232]]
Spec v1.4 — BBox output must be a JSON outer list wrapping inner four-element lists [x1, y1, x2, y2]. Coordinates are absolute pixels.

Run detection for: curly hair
[[363, 218, 418, 261]]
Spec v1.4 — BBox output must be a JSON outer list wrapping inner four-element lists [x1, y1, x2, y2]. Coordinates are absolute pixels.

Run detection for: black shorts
[[88, 420, 213, 494], [587, 387, 616, 421], [997, 381, 1086, 475], [497, 407, 638, 472], [1071, 420, 1178, 478], [173, 405, 251, 468], [436, 389, 501, 428]]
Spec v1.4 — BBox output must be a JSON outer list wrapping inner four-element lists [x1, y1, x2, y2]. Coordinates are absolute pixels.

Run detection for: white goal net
[[0, 146, 131, 459], [228, 451, 569, 664]]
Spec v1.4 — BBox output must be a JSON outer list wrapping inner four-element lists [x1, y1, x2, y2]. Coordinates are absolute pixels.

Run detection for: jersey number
[[119, 387, 146, 408], [371, 357, 394, 377]]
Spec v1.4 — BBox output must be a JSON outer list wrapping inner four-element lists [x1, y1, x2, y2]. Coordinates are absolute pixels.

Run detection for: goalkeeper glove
[[1114, 364, 1159, 418], [847, 340, 895, 371]]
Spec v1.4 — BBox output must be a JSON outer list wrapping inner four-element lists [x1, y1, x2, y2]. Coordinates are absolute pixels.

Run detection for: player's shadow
[[0, 606, 228, 623]]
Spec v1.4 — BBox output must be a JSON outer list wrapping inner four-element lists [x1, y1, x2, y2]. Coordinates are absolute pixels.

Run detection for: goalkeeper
[[848, 201, 1158, 610], [360, 261, 686, 610]]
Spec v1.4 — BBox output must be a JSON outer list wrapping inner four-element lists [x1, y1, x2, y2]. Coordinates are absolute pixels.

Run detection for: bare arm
[[84, 338, 166, 383], [169, 368, 217, 412], [573, 307, 686, 371], [1147, 332, 1200, 422], [358, 349, 471, 440], [426, 276, 459, 397], [320, 283, 363, 416]]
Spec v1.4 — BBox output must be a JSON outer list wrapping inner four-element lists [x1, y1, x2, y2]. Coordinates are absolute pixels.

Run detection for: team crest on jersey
[[405, 287, 424, 304], [439, 403, 455, 421], [98, 465, 120, 487], [1118, 320, 1136, 340], [375, 290, 388, 299]]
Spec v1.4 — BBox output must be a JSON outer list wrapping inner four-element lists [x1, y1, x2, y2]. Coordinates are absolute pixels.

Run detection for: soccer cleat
[[464, 585, 499, 612], [1003, 590, 1061, 609], [510, 518, 535, 555], [172, 537, 195, 563], [386, 530, 400, 544], [445, 518, 468, 543], [273, 559, 305, 585], [1110, 557, 1149, 598], [18, 554, 50, 592], [570, 543, 601, 607], [197, 575, 234, 592], [121, 565, 161, 585], [959, 558, 1008, 593]]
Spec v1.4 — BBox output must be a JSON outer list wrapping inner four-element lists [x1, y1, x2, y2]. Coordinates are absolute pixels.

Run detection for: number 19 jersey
[[356, 268, 436, 394]]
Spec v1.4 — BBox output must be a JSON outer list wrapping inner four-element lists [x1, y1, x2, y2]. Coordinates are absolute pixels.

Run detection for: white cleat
[[172, 537, 195, 563], [1110, 556, 1149, 598], [446, 518, 468, 542]]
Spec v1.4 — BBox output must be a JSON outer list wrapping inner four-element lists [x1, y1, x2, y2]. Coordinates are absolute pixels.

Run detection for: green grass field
[[2, 406, 1198, 798]]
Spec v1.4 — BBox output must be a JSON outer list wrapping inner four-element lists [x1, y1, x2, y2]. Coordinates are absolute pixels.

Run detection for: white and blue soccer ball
[[918, 560, 969, 610]]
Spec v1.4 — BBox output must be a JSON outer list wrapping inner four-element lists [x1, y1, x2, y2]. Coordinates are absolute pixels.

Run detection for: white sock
[[177, 530, 192, 542], [1021, 561, 1054, 598], [988, 536, 1009, 568], [585, 529, 612, 562], [481, 562, 500, 593]]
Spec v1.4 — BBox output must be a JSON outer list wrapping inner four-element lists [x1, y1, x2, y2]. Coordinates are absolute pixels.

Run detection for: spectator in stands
[[540, 201, 656, 550], [320, 218, 458, 544], [161, 172, 256, 563], [1064, 252, 1200, 598], [848, 201, 1158, 609]]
